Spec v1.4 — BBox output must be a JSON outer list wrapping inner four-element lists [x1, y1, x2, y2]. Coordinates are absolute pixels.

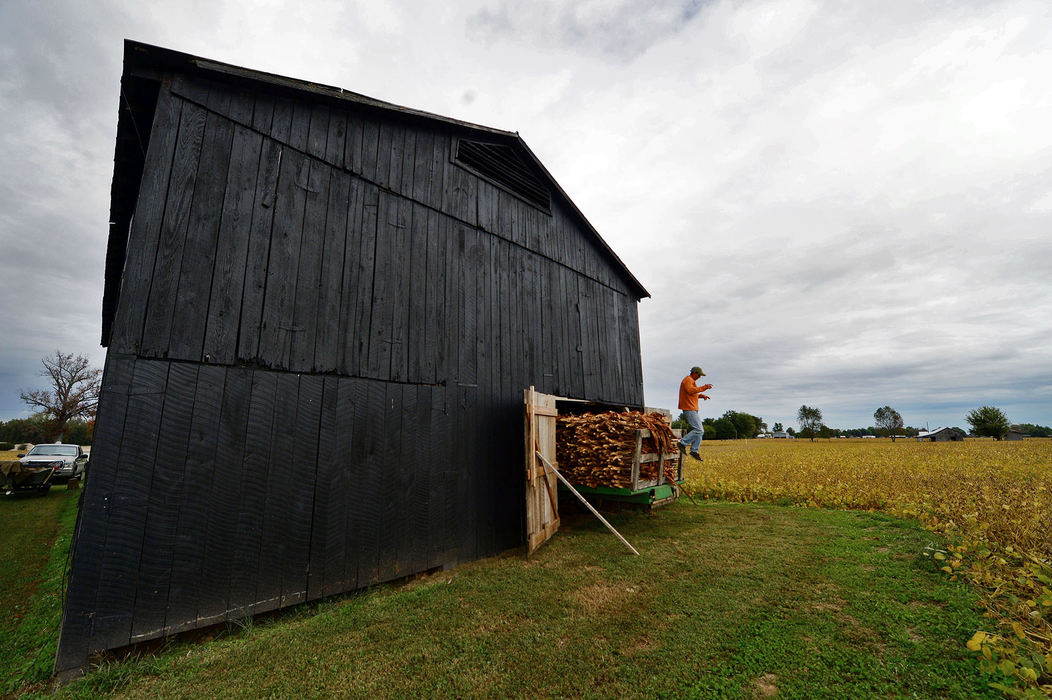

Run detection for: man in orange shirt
[[678, 366, 712, 460]]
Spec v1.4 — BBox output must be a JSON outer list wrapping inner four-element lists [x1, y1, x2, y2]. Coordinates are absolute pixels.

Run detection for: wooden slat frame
[[524, 386, 559, 555]]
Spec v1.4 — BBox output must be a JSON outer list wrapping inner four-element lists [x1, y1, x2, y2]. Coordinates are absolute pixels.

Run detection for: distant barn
[[916, 427, 963, 442], [57, 40, 648, 674]]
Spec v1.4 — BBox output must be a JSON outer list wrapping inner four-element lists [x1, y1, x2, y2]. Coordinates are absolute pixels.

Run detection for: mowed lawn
[[0, 470, 80, 696], [41, 501, 993, 699]]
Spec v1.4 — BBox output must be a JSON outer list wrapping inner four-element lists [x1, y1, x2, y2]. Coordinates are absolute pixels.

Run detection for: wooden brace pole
[[663, 465, 697, 505], [534, 450, 641, 556]]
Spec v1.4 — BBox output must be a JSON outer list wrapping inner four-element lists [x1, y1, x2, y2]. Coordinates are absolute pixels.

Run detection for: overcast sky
[[1, 0, 1050, 431]]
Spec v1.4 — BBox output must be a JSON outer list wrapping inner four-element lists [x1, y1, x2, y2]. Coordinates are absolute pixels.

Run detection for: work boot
[[690, 451, 702, 461], [678, 441, 688, 454]]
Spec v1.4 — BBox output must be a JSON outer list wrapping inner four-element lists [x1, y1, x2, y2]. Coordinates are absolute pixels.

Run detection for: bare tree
[[20, 351, 102, 442]]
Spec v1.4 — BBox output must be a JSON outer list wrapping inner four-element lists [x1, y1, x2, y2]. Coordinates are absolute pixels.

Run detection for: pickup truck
[[1, 444, 88, 494]]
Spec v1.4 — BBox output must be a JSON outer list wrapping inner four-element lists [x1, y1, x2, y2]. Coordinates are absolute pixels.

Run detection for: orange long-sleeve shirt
[[678, 376, 708, 411]]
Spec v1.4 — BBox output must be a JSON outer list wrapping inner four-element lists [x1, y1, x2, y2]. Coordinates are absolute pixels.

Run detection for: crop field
[[684, 437, 1052, 695]]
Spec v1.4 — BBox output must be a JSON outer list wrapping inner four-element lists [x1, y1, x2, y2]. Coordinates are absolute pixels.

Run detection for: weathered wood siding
[[58, 73, 643, 670]]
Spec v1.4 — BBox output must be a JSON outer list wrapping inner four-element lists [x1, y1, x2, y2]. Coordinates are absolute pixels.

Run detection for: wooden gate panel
[[524, 387, 559, 554]]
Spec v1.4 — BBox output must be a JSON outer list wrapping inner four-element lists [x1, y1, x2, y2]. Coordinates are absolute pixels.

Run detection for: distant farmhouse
[[916, 427, 963, 442]]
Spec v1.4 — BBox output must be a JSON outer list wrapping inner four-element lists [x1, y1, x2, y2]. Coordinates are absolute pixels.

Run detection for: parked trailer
[[562, 427, 684, 510], [524, 388, 683, 554]]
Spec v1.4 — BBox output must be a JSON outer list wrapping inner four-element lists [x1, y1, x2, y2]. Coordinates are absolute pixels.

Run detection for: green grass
[[39, 501, 993, 699], [0, 485, 81, 695]]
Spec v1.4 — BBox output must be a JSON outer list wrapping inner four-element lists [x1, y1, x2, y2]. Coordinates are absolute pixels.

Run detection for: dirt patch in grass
[[754, 672, 779, 696], [571, 581, 632, 613]]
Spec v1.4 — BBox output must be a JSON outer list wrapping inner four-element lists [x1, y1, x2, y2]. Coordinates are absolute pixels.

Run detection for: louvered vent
[[456, 139, 551, 212]]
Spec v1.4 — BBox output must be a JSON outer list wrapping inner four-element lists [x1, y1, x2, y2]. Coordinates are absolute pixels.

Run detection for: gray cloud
[[466, 0, 705, 60]]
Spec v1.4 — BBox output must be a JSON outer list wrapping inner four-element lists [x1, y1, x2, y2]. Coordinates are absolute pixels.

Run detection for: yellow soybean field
[[684, 438, 1052, 695]]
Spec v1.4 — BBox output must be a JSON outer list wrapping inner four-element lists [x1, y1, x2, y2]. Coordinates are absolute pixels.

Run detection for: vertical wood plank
[[289, 161, 330, 371], [380, 383, 406, 579], [407, 202, 429, 382], [374, 122, 394, 189], [355, 379, 386, 585], [235, 136, 281, 362], [335, 178, 364, 375], [270, 98, 295, 147], [566, 269, 586, 399], [428, 132, 449, 212], [288, 103, 312, 152], [225, 88, 255, 125], [313, 169, 351, 373], [475, 235, 496, 558], [604, 287, 626, 402], [399, 128, 416, 197], [284, 375, 322, 606], [422, 209, 444, 385], [196, 366, 251, 625], [412, 128, 434, 206], [168, 107, 235, 361], [140, 100, 206, 358], [348, 182, 379, 375], [203, 123, 262, 364], [409, 385, 431, 573], [427, 385, 454, 567], [366, 192, 410, 380], [344, 108, 364, 174], [255, 373, 300, 614], [164, 364, 224, 634], [306, 103, 330, 160], [309, 375, 344, 597], [341, 377, 367, 590], [578, 278, 598, 401], [131, 362, 197, 641], [252, 92, 275, 134], [456, 224, 478, 387], [389, 194, 412, 382], [477, 181, 499, 235], [225, 369, 274, 617], [258, 148, 309, 369], [325, 108, 347, 168], [498, 242, 513, 405], [446, 158, 477, 226], [108, 88, 181, 355], [359, 117, 380, 182], [387, 125, 405, 193]]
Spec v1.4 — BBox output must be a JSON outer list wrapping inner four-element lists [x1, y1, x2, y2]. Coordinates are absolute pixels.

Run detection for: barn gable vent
[[455, 139, 551, 212]]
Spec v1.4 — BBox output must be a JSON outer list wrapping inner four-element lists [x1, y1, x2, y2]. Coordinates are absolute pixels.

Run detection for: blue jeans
[[680, 410, 704, 452]]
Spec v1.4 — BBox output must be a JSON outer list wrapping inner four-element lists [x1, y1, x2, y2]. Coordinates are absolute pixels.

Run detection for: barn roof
[[917, 427, 956, 438], [103, 40, 649, 343]]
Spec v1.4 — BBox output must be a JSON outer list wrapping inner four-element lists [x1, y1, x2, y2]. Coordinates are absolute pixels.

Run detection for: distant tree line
[[0, 414, 94, 447], [668, 402, 1050, 442], [672, 410, 765, 439], [1013, 423, 1052, 438]]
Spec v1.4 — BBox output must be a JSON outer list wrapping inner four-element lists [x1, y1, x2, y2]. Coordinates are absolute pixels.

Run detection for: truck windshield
[[27, 445, 79, 456]]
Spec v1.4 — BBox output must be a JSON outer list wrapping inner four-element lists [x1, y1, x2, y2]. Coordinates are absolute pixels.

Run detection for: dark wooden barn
[[56, 41, 648, 674]]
